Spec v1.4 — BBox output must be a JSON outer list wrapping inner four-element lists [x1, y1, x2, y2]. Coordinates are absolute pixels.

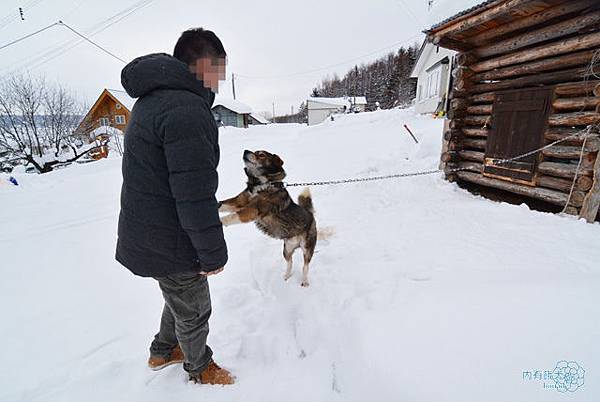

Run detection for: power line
[[0, 0, 48, 30], [57, 21, 127, 63], [237, 33, 422, 80], [0, 20, 127, 65], [1, 0, 154, 73], [0, 21, 60, 51], [26, 0, 153, 71]]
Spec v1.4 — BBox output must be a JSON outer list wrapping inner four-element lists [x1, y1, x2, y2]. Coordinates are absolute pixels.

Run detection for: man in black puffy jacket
[[116, 28, 233, 385]]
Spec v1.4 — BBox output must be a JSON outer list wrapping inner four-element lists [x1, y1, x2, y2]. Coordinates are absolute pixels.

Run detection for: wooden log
[[461, 138, 487, 150], [580, 153, 600, 222], [470, 67, 587, 94], [545, 128, 600, 145], [577, 176, 594, 192], [548, 112, 600, 127], [564, 206, 580, 216], [430, 0, 539, 47], [538, 161, 593, 179], [557, 80, 600, 98], [537, 175, 589, 193], [454, 77, 473, 93], [455, 67, 475, 82], [459, 150, 484, 162], [471, 0, 598, 46], [470, 31, 600, 73], [471, 92, 495, 104], [466, 104, 492, 115], [472, 10, 600, 59], [553, 96, 600, 112], [542, 146, 594, 159], [450, 98, 470, 111], [456, 171, 569, 206], [456, 52, 478, 67], [595, 84, 600, 97], [473, 49, 598, 82], [462, 127, 489, 138], [463, 115, 490, 126], [441, 151, 459, 163], [458, 161, 483, 173], [570, 191, 587, 208]]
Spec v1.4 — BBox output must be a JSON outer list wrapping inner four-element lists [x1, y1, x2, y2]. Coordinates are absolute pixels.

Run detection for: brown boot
[[189, 360, 235, 385], [147, 345, 185, 371]]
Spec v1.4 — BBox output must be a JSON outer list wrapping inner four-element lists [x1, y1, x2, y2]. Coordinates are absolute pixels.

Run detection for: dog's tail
[[298, 187, 315, 214]]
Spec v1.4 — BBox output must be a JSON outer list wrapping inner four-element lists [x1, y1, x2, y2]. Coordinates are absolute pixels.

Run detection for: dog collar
[[250, 181, 285, 194]]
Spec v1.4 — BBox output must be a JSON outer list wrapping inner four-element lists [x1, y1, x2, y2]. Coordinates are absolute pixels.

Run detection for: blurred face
[[191, 56, 227, 93]]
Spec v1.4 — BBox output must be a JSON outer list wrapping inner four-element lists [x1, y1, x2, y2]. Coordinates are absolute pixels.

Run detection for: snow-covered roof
[[213, 98, 253, 114], [308, 97, 350, 107], [107, 89, 136, 111], [426, 0, 494, 32], [308, 96, 367, 108], [250, 113, 269, 124]]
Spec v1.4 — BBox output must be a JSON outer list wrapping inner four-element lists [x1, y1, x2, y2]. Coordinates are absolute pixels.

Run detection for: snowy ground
[[1, 109, 599, 402]]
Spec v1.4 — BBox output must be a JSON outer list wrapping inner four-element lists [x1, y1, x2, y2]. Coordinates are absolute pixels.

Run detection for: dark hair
[[173, 28, 226, 65]]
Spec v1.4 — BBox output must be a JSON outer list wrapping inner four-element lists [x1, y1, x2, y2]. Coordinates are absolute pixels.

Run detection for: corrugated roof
[[425, 0, 498, 33]]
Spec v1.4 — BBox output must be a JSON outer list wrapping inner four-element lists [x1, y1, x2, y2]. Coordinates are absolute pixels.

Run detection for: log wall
[[438, 3, 600, 221]]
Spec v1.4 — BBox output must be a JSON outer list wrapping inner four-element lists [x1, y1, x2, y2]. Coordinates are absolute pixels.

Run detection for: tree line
[[277, 44, 420, 123]]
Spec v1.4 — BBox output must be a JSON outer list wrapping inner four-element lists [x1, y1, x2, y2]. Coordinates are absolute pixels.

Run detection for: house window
[[115, 115, 126, 125], [425, 67, 441, 99], [116, 103, 122, 109], [99, 117, 110, 126]]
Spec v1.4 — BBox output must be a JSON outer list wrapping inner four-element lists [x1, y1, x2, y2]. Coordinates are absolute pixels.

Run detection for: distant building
[[307, 96, 368, 126], [410, 41, 455, 116], [249, 113, 269, 125], [212, 99, 253, 128], [76, 88, 135, 141]]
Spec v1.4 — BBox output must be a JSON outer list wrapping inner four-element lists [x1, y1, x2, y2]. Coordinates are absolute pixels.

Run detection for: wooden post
[[580, 153, 600, 222]]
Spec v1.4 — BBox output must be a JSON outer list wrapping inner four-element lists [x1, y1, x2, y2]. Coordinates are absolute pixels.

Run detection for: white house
[[410, 41, 455, 116], [307, 96, 368, 126]]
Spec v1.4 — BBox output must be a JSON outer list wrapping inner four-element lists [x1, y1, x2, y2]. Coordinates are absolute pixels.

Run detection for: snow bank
[[1, 108, 598, 402]]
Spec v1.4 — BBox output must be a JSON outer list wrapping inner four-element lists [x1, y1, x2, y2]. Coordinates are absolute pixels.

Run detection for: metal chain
[[285, 169, 442, 187], [284, 126, 595, 188]]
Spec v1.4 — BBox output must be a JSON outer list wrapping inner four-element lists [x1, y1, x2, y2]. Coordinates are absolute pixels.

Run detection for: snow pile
[[1, 108, 599, 402]]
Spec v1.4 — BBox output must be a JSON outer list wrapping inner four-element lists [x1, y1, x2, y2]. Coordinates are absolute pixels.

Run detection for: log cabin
[[429, 0, 600, 223], [76, 88, 135, 141]]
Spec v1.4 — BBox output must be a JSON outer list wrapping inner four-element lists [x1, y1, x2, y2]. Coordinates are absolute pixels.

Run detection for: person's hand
[[200, 267, 224, 276]]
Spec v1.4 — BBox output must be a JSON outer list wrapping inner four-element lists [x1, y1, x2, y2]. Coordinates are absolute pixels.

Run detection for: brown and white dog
[[219, 150, 317, 287]]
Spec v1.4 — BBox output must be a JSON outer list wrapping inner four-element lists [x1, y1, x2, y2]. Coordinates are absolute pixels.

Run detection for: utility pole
[[231, 73, 237, 100], [272, 102, 275, 120], [291, 105, 294, 115]]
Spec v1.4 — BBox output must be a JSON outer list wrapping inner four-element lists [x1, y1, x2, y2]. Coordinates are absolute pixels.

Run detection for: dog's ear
[[273, 154, 284, 168]]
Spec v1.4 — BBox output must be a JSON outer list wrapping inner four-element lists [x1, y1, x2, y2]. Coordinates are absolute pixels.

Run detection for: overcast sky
[[1, 0, 430, 116]]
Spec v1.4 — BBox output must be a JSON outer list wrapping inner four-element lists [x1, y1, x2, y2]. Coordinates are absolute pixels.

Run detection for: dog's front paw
[[220, 214, 240, 227], [283, 272, 293, 281], [301, 281, 310, 288]]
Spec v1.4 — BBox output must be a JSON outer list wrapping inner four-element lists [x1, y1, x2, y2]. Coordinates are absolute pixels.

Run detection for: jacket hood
[[121, 53, 215, 105]]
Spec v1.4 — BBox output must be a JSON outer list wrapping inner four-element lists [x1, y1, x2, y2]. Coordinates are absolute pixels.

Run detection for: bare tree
[[0, 74, 102, 173]]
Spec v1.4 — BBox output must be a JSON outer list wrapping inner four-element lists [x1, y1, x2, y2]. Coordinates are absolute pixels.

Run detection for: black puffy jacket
[[116, 53, 227, 277]]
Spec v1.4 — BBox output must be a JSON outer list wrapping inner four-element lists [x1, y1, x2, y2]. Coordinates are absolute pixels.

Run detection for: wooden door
[[483, 87, 554, 184]]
